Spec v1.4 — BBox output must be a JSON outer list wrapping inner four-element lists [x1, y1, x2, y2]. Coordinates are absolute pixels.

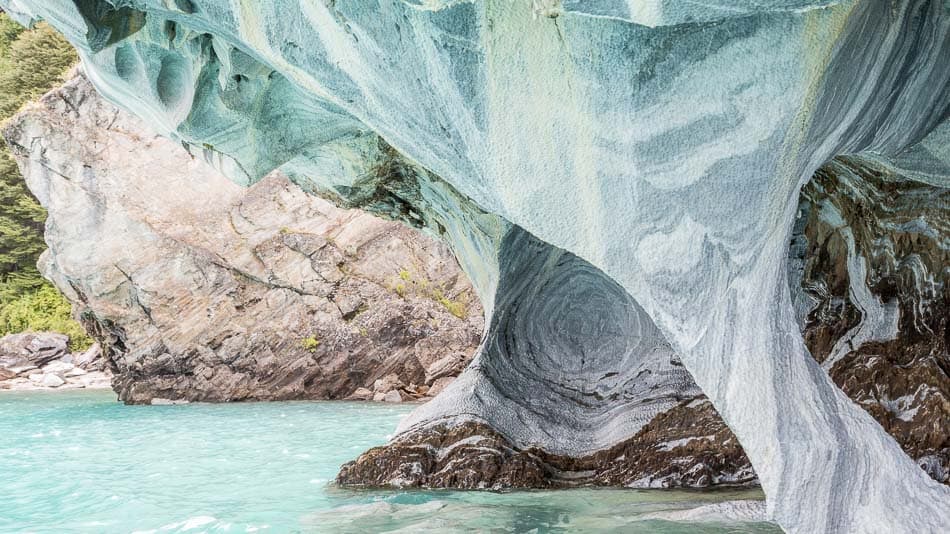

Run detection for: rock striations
[[4, 74, 483, 404], [3, 2, 949, 532]]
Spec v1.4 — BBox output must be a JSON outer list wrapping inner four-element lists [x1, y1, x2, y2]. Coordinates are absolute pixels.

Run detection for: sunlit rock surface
[[4, 73, 483, 404], [5, 1, 949, 531]]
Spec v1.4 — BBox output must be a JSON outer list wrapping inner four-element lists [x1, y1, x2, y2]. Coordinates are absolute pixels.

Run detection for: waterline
[[0, 390, 778, 533]]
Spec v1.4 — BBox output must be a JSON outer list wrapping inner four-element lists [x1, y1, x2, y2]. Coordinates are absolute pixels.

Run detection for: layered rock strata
[[4, 74, 483, 404], [6, 2, 950, 532]]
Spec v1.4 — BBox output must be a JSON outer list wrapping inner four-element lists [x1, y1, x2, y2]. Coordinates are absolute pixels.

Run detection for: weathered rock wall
[[4, 73, 483, 404]]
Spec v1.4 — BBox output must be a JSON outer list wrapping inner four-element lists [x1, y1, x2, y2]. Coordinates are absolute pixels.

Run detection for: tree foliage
[[0, 13, 88, 348], [0, 284, 92, 351]]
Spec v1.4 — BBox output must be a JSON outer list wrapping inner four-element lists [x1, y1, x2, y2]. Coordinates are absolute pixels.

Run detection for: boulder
[[345, 387, 373, 401], [71, 343, 102, 370], [39, 374, 64, 388], [382, 390, 405, 403], [0, 332, 69, 372], [41, 361, 74, 377], [372, 374, 404, 395], [424, 355, 466, 384]]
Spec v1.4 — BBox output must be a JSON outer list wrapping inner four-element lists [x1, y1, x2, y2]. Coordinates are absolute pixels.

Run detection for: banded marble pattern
[[6, 1, 949, 532]]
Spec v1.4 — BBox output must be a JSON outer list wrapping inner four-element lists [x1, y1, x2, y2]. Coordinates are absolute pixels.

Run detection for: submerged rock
[[3, 74, 483, 404], [338, 396, 754, 490]]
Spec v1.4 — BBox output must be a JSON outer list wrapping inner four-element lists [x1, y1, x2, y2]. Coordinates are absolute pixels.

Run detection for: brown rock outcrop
[[3, 73, 483, 404], [337, 396, 754, 489], [796, 156, 949, 484]]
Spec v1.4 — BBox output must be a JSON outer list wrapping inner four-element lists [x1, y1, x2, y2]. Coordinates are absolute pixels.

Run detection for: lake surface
[[0, 390, 779, 533]]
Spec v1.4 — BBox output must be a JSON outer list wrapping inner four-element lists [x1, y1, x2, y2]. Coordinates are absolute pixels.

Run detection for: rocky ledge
[[338, 396, 753, 490], [0, 332, 109, 391]]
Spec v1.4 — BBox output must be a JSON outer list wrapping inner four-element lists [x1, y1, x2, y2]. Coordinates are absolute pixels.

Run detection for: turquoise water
[[0, 390, 779, 533]]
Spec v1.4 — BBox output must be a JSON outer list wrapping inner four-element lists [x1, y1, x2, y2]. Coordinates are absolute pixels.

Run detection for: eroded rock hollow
[[5, 1, 948, 532]]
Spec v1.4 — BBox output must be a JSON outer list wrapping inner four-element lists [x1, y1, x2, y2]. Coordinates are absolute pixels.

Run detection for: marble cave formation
[[4, 1, 948, 532]]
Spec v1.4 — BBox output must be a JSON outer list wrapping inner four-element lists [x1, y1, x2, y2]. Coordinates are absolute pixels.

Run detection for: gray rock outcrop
[[3, 73, 483, 404]]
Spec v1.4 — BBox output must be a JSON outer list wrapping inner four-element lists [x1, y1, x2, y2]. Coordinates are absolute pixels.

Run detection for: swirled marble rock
[[796, 156, 950, 484], [5, 1, 949, 532], [338, 151, 949, 490]]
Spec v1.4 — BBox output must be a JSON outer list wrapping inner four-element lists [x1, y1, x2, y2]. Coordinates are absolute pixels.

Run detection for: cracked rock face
[[6, 1, 950, 532], [4, 74, 483, 404]]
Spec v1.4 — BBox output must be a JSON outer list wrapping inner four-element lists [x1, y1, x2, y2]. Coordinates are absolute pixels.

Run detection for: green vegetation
[[394, 283, 406, 297], [301, 335, 321, 352], [391, 267, 469, 319], [0, 13, 85, 347], [431, 289, 468, 319], [0, 285, 91, 351]]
